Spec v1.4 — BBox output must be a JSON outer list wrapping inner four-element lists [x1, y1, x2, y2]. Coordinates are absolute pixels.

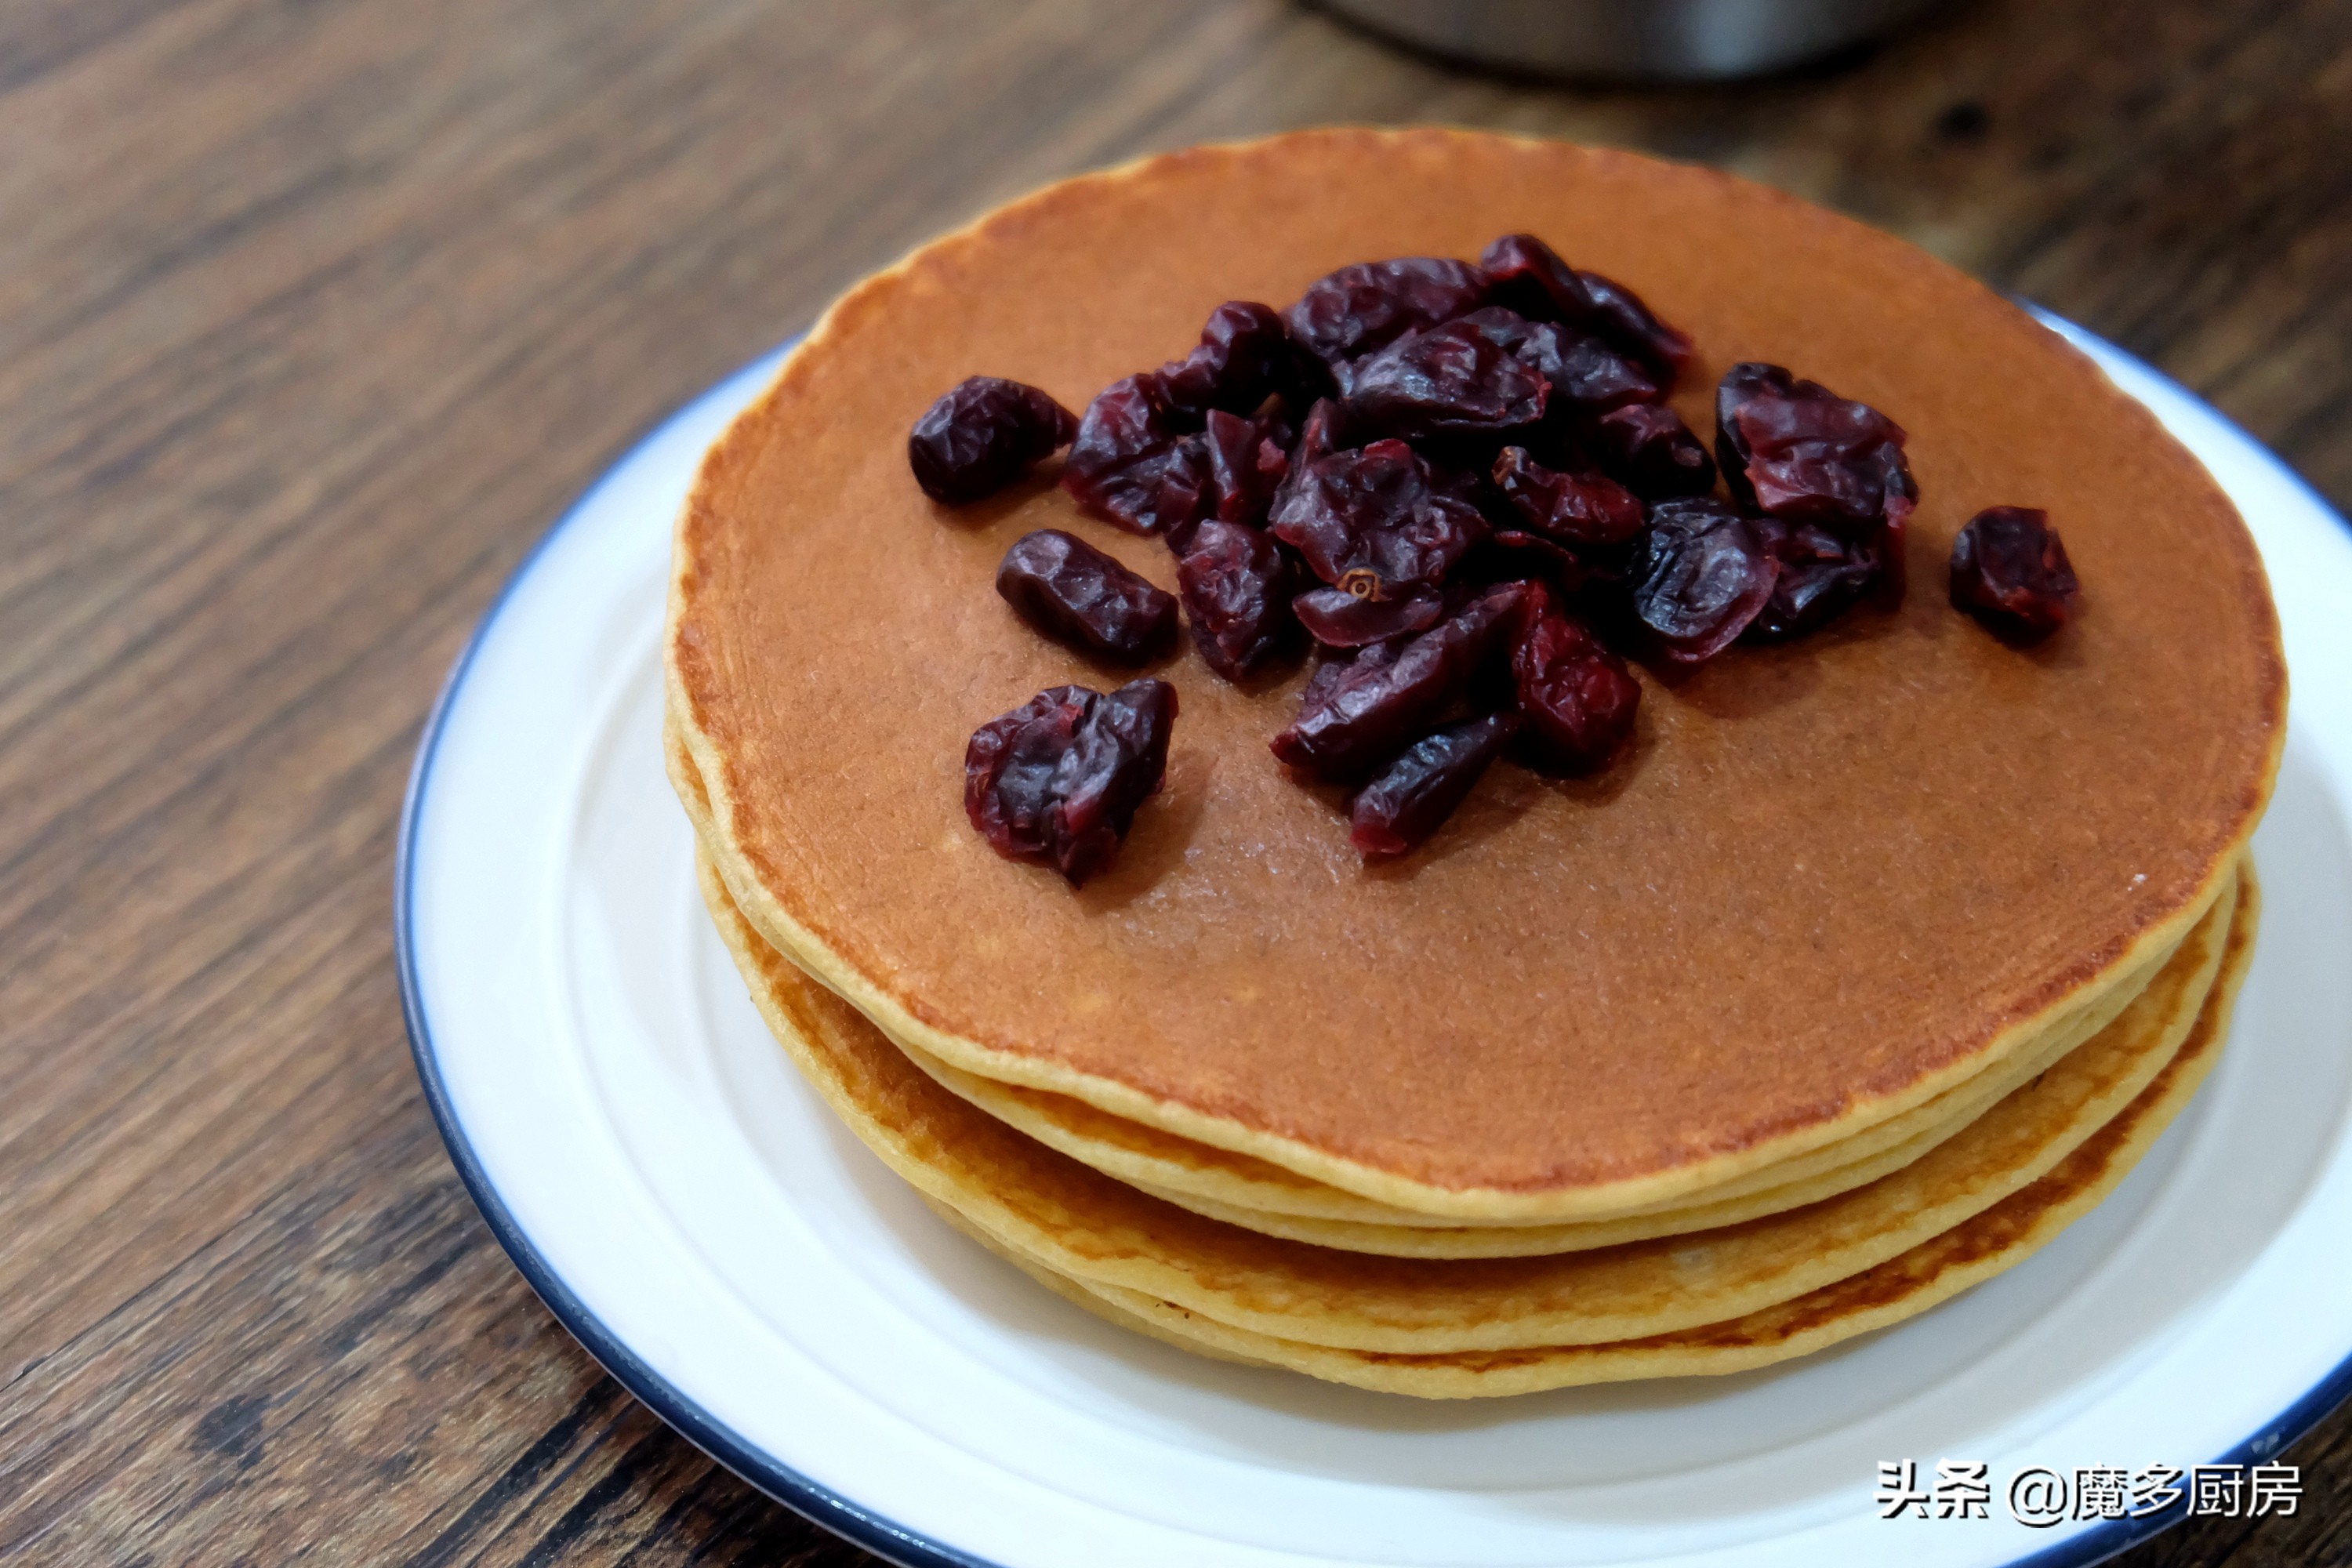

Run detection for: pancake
[[695, 839, 2247, 1353], [665, 713, 2201, 1258], [887, 927, 2176, 1240], [982, 923, 2245, 1396], [669, 128, 2285, 1222]]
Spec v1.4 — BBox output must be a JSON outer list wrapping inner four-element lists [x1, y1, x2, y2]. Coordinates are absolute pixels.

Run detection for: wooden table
[[5, 1, 2349, 1561]]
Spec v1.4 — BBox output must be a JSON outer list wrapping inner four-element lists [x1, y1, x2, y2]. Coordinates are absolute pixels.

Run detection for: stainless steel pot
[[1316, 0, 1949, 82]]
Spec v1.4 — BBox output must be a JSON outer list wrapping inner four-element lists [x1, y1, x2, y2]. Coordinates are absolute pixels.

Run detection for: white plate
[[400, 315, 2352, 1568]]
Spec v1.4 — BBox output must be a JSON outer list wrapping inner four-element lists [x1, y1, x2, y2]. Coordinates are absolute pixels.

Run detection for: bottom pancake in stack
[[681, 727, 2255, 1396]]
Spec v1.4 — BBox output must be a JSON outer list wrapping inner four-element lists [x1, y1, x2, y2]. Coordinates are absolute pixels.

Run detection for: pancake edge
[[694, 836, 2249, 1352], [894, 916, 2177, 1236], [949, 877, 2255, 1396], [665, 712, 2183, 1239]]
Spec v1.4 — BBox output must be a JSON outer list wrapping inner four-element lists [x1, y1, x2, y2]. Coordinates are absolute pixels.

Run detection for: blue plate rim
[[395, 318, 2351, 1568]]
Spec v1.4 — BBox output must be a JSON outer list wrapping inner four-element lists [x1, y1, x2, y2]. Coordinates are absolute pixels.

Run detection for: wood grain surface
[[2, 1, 2349, 1562]]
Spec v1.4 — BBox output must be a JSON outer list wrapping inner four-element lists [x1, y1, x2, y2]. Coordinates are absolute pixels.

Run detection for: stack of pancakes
[[665, 131, 2285, 1398]]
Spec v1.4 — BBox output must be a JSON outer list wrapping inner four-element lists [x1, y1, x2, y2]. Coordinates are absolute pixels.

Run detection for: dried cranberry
[[1456, 307, 1658, 415], [1270, 394, 1345, 500], [1950, 506, 2079, 641], [1491, 446, 1646, 546], [1063, 303, 1312, 537], [1536, 332, 1663, 417], [996, 529, 1179, 663], [1348, 712, 1520, 859], [1299, 638, 1392, 715], [1264, 397, 1345, 546], [964, 679, 1177, 885], [1176, 519, 1298, 679], [1143, 439, 1214, 552], [1271, 584, 1526, 777], [1341, 319, 1548, 441], [1477, 235, 1691, 382], [1283, 257, 1490, 373], [1425, 457, 1496, 512], [1156, 410, 1297, 554], [1479, 234, 1584, 317], [1715, 363, 1917, 536], [1510, 586, 1641, 773], [1061, 373, 1204, 535], [1631, 499, 1780, 663], [1163, 301, 1314, 416], [907, 377, 1077, 503], [1287, 396, 1348, 468], [1588, 403, 1716, 499], [1292, 583, 1446, 648], [1744, 516, 1895, 642], [1269, 435, 1490, 598], [1577, 271, 1694, 385], [1203, 409, 1292, 528], [1481, 529, 1592, 590]]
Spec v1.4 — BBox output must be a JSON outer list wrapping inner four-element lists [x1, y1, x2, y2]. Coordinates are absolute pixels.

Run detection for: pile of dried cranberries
[[912, 234, 2082, 883]]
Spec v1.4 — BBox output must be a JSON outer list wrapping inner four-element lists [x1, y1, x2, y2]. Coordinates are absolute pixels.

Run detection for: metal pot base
[[1317, 0, 1947, 82]]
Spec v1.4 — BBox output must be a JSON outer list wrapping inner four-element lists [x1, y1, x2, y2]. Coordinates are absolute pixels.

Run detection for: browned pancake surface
[[672, 129, 2282, 1196]]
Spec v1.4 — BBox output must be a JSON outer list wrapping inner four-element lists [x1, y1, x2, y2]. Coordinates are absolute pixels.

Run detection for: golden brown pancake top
[[670, 129, 2282, 1196]]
